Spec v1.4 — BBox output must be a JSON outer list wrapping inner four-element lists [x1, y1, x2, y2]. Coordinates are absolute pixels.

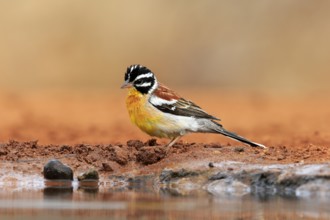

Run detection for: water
[[0, 181, 329, 220], [1, 161, 330, 219]]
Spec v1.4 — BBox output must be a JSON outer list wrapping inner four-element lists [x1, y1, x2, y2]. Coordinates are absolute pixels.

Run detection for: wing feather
[[149, 84, 220, 120]]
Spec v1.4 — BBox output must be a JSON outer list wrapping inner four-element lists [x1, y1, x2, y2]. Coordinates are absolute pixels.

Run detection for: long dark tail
[[207, 120, 265, 148], [217, 128, 266, 148]]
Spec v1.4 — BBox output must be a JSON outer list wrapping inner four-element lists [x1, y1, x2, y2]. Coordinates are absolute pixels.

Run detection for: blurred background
[[1, 0, 330, 92], [0, 1, 329, 144]]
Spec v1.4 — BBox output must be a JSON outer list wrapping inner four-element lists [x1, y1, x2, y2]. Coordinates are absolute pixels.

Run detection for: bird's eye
[[135, 79, 142, 84]]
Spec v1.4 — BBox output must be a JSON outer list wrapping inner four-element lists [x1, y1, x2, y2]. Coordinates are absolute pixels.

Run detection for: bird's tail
[[209, 121, 266, 148]]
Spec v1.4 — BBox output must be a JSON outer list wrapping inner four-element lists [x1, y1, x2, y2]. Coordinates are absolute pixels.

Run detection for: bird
[[121, 64, 266, 151]]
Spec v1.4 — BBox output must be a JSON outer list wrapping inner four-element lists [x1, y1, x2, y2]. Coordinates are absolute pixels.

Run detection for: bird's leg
[[164, 136, 181, 154]]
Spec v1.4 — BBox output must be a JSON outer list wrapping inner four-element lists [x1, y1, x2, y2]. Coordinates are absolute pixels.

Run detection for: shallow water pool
[[1, 161, 330, 220], [0, 182, 329, 220]]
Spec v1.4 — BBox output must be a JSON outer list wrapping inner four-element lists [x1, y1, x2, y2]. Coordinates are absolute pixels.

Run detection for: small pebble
[[208, 162, 214, 168], [78, 168, 99, 181]]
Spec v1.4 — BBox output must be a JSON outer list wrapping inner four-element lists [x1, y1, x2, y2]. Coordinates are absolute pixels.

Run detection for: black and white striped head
[[121, 64, 158, 94]]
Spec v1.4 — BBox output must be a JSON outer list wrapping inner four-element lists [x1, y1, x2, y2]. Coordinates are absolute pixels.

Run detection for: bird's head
[[121, 64, 158, 94]]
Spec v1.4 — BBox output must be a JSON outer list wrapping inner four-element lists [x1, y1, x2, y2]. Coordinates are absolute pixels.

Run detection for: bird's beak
[[120, 81, 133, 89]]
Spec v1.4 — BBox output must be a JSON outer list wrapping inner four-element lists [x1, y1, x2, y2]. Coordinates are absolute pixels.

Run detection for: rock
[[77, 168, 99, 181], [296, 180, 330, 198], [159, 168, 199, 183], [249, 171, 280, 195], [161, 178, 203, 196], [43, 159, 73, 180], [277, 173, 316, 189], [208, 162, 214, 168], [206, 179, 250, 197], [158, 168, 206, 196], [208, 163, 330, 197], [127, 175, 154, 190], [250, 171, 280, 188]]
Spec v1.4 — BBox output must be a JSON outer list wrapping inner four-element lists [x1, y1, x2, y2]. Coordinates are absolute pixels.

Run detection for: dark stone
[[43, 159, 73, 180], [208, 162, 214, 168], [77, 168, 99, 181]]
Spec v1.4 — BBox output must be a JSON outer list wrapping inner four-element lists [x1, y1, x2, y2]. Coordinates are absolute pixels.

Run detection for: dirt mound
[[0, 139, 329, 177]]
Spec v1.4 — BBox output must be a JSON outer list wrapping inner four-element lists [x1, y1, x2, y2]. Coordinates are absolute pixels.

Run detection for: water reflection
[[43, 180, 73, 200], [0, 181, 329, 220]]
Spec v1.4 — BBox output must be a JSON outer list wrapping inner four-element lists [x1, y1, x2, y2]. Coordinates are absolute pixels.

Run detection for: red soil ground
[[0, 89, 329, 175]]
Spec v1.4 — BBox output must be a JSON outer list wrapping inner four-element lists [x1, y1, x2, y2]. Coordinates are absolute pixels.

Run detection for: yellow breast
[[126, 88, 164, 137]]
